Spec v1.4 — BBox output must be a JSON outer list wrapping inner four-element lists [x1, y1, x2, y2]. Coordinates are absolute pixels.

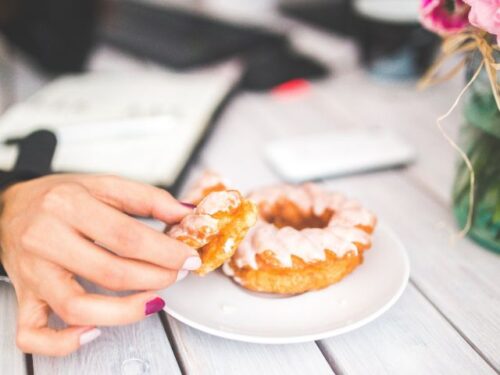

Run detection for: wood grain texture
[[33, 281, 181, 375], [0, 284, 26, 375], [167, 315, 333, 375], [312, 69, 463, 202], [34, 316, 181, 375], [319, 285, 496, 375], [321, 172, 500, 370]]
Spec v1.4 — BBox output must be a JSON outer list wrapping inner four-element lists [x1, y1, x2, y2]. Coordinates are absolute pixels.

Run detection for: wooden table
[[0, 14, 499, 375]]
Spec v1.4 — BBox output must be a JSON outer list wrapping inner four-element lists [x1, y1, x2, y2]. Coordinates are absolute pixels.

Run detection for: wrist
[[0, 170, 42, 192], [0, 173, 37, 282]]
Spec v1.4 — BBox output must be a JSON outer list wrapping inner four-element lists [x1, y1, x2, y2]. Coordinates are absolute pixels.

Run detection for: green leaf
[[493, 198, 500, 223]]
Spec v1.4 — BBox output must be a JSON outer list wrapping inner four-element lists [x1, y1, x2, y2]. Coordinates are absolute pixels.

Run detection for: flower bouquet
[[419, 0, 500, 252]]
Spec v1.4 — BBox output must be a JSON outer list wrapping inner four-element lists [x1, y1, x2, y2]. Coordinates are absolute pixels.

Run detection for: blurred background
[[0, 0, 440, 81], [0, 0, 460, 196]]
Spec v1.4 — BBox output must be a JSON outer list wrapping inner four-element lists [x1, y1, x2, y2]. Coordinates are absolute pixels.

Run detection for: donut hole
[[260, 200, 333, 230]]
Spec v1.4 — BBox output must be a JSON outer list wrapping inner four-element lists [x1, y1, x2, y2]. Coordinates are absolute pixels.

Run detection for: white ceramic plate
[[161, 224, 410, 344]]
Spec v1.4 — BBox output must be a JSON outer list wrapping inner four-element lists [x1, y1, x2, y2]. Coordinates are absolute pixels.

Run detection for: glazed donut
[[182, 171, 229, 206], [223, 183, 377, 294], [168, 189, 257, 276]]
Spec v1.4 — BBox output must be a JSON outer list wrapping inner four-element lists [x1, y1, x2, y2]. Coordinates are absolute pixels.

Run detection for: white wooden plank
[[319, 285, 496, 375], [313, 68, 464, 202], [192, 94, 280, 192], [34, 316, 180, 375], [237, 25, 465, 203], [0, 284, 27, 375], [167, 316, 333, 375], [320, 172, 500, 369], [34, 281, 181, 375], [222, 68, 460, 206], [191, 90, 347, 193]]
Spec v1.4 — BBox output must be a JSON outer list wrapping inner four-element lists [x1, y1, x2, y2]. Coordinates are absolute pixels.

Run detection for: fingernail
[[79, 328, 101, 346], [182, 256, 202, 270], [176, 270, 189, 282], [181, 201, 196, 209], [145, 297, 165, 316]]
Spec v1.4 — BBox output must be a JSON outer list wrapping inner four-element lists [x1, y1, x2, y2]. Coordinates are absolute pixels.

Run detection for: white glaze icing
[[196, 190, 241, 215], [168, 214, 219, 241], [169, 190, 241, 245], [223, 238, 235, 254], [249, 183, 375, 227], [230, 183, 375, 270], [182, 170, 228, 204], [234, 221, 370, 269], [249, 184, 312, 213], [222, 261, 235, 276]]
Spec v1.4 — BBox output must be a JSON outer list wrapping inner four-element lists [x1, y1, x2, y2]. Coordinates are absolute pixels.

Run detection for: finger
[[66, 193, 200, 271], [16, 296, 100, 356], [80, 175, 192, 223], [40, 275, 167, 326], [34, 223, 186, 291], [17, 325, 100, 357]]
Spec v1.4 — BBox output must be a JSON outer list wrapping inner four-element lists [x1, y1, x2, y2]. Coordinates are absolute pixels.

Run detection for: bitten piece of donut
[[168, 190, 257, 276]]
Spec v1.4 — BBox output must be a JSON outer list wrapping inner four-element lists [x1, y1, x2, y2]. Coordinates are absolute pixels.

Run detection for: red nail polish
[[145, 297, 165, 316], [181, 202, 196, 209]]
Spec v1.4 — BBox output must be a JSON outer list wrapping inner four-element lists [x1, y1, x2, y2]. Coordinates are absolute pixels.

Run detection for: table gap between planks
[[0, 15, 499, 375]]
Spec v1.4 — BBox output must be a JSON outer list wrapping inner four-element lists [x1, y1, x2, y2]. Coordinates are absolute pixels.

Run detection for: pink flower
[[463, 0, 500, 45], [420, 0, 470, 35]]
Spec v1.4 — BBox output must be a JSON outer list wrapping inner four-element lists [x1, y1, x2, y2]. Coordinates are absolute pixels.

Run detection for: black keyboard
[[100, 0, 283, 70]]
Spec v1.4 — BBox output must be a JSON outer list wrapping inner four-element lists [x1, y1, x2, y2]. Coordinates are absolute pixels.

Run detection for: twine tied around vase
[[418, 29, 500, 238]]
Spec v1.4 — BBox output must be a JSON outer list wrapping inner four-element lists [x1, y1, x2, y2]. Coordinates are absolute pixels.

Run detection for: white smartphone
[[265, 128, 416, 182]]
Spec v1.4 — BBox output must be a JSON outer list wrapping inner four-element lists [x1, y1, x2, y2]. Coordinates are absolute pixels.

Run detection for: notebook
[[0, 63, 241, 189]]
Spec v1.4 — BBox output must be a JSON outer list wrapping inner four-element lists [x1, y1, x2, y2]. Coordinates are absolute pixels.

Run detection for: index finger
[[67, 192, 200, 271], [80, 175, 192, 224]]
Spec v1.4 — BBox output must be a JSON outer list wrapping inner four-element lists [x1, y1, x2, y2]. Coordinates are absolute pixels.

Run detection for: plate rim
[[163, 223, 410, 344]]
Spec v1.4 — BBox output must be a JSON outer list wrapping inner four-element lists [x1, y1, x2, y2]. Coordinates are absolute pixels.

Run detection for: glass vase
[[452, 50, 500, 253]]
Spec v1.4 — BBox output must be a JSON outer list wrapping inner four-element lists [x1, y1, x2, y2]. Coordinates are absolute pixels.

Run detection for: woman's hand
[[0, 174, 200, 356]]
